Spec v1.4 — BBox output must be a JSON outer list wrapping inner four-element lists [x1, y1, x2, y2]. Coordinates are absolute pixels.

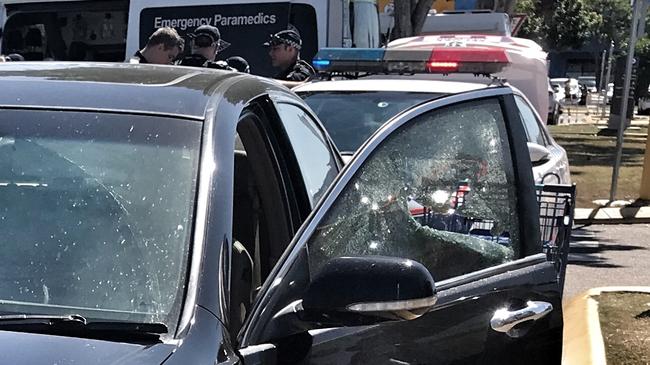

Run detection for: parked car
[[0, 62, 566, 364], [550, 77, 581, 104], [548, 82, 562, 125], [606, 82, 614, 104], [577, 76, 597, 94], [637, 85, 650, 115], [551, 83, 566, 102]]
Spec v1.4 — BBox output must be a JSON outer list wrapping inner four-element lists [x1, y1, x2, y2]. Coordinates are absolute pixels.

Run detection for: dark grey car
[[0, 63, 564, 364]]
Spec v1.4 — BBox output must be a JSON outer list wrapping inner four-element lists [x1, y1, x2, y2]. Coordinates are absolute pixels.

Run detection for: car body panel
[[293, 78, 485, 94], [240, 88, 562, 364], [0, 63, 315, 363], [0, 62, 243, 118], [0, 330, 175, 365], [0, 63, 564, 364]]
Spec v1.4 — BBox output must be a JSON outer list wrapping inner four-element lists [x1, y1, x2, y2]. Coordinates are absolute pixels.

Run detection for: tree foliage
[[635, 38, 650, 97], [546, 0, 599, 49], [584, 0, 632, 47], [514, 0, 545, 44], [513, 0, 599, 50]]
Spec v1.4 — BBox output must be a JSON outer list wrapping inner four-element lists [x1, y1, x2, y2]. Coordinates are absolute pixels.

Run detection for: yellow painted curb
[[562, 287, 650, 365]]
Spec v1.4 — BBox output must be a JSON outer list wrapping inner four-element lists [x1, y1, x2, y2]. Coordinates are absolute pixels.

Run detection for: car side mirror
[[300, 256, 436, 326], [527, 142, 551, 166]]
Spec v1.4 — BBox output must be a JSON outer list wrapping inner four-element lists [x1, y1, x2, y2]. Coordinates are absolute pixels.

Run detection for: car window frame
[[272, 100, 342, 209], [239, 87, 542, 347], [513, 93, 550, 146]]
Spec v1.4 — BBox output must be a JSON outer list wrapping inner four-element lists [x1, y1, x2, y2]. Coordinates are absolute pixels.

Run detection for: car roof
[[0, 62, 259, 119], [293, 79, 486, 94]]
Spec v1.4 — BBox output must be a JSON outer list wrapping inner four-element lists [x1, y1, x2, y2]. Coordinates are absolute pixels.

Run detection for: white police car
[[294, 47, 571, 185]]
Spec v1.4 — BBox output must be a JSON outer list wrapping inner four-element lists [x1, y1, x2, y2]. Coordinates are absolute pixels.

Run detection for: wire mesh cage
[[412, 182, 576, 261], [535, 183, 576, 288]]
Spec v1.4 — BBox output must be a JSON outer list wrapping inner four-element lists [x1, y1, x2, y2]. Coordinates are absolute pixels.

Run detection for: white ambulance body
[[388, 34, 551, 124]]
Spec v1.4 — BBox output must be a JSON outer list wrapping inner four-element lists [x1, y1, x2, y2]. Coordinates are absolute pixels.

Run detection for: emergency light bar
[[312, 47, 510, 75]]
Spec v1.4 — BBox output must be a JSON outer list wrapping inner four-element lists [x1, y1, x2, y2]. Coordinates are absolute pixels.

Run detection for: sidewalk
[[574, 206, 650, 224], [558, 103, 649, 126]]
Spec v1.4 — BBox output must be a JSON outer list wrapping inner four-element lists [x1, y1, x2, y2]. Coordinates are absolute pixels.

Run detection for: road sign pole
[[598, 50, 606, 116], [640, 131, 650, 199], [601, 41, 614, 119], [609, 0, 643, 202], [638, 0, 650, 199]]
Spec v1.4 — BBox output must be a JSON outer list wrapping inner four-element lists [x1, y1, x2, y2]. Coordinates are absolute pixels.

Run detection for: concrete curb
[[574, 206, 650, 224], [562, 287, 650, 365]]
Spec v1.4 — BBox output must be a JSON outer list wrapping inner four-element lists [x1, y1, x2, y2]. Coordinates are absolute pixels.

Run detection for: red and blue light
[[312, 47, 510, 75]]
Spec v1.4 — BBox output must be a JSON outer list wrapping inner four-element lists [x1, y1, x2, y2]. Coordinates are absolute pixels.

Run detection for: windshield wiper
[[0, 313, 87, 325], [0, 314, 167, 339]]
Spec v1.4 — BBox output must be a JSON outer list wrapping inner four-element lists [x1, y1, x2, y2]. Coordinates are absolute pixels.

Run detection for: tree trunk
[[412, 0, 435, 35], [500, 0, 518, 14], [391, 0, 435, 40], [477, 0, 495, 10], [477, 0, 518, 13], [392, 1, 413, 39]]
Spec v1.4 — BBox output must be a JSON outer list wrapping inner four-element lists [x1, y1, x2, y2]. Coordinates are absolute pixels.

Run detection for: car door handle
[[490, 301, 553, 337]]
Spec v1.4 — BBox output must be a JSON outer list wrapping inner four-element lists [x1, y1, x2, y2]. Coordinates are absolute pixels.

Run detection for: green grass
[[547, 124, 649, 208], [597, 292, 650, 364]]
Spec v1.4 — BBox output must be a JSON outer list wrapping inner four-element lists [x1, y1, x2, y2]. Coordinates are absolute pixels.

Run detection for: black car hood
[[0, 329, 176, 364]]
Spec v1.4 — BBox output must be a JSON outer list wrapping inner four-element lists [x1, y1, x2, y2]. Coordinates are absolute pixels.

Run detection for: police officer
[[178, 25, 233, 70], [264, 29, 314, 81], [132, 27, 184, 65], [226, 56, 250, 73]]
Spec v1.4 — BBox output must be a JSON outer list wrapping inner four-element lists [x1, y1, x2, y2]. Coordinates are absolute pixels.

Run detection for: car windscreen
[[0, 109, 201, 334], [299, 91, 442, 153]]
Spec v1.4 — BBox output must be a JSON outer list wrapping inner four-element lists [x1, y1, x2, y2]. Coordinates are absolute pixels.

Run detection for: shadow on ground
[[566, 226, 648, 268]]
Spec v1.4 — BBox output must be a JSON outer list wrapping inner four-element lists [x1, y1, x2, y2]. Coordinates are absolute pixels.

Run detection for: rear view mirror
[[300, 256, 436, 326], [527, 142, 551, 166]]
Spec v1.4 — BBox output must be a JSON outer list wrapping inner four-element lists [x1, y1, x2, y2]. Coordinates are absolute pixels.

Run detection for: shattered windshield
[[307, 98, 519, 281], [0, 110, 201, 333], [300, 91, 442, 153]]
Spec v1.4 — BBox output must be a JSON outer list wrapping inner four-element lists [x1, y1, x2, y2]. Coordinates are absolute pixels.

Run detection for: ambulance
[[0, 0, 381, 76], [386, 34, 551, 124]]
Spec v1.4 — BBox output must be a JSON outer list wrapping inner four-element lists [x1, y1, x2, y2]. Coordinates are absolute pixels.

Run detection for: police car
[[294, 46, 571, 185]]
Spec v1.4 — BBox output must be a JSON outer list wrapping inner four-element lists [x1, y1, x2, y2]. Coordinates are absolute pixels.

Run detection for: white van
[[387, 34, 552, 124], [0, 0, 380, 76]]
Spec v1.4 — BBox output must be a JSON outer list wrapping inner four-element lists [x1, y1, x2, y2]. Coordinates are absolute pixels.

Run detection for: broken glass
[[308, 98, 519, 281]]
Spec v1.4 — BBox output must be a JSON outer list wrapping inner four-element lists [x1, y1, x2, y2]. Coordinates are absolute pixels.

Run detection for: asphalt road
[[563, 223, 650, 300]]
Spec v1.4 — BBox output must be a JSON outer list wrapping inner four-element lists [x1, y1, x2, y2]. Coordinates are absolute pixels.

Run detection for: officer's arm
[[286, 65, 312, 82]]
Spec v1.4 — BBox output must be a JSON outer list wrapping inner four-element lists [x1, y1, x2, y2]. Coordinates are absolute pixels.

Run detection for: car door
[[514, 94, 570, 184], [236, 88, 563, 365]]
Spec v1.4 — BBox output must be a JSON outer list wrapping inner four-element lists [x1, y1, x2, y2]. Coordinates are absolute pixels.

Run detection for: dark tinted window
[[3, 2, 128, 61], [276, 103, 338, 206], [0, 110, 201, 333], [514, 95, 547, 146], [300, 91, 441, 152]]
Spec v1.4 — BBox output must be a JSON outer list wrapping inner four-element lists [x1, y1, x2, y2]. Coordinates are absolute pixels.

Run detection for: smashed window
[[307, 98, 520, 281], [0, 110, 200, 333]]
